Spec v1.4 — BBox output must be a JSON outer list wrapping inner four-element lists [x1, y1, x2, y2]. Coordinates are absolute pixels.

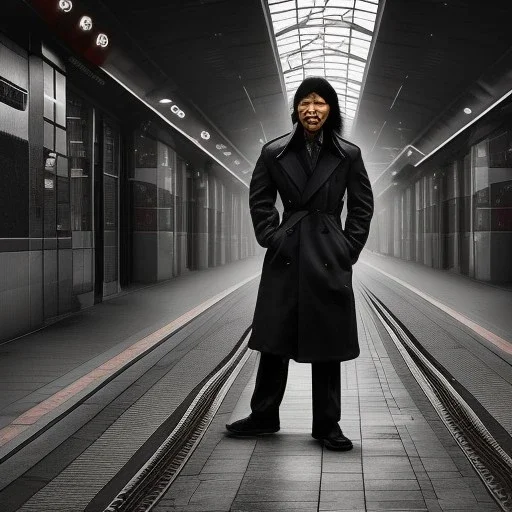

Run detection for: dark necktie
[[305, 139, 321, 172]]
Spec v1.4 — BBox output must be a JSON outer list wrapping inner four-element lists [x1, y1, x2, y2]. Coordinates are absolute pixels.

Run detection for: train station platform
[[0, 251, 511, 511]]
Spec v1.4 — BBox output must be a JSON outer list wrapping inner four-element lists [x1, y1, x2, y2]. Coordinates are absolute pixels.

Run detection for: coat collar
[[276, 123, 348, 160], [276, 124, 347, 205]]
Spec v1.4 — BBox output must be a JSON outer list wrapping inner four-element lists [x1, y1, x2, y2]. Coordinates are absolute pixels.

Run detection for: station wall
[[373, 119, 512, 284], [0, 32, 257, 343]]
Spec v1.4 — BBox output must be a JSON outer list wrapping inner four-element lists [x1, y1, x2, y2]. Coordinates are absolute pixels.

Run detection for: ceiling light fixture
[[201, 131, 210, 140], [159, 98, 172, 104], [79, 16, 93, 31], [58, 0, 72, 13], [463, 107, 472, 114], [96, 33, 109, 48], [170, 105, 185, 118]]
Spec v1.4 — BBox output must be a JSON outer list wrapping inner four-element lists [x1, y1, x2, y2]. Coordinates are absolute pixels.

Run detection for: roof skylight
[[266, 0, 380, 134]]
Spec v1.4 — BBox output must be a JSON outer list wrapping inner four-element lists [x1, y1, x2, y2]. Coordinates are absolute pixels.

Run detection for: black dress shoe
[[226, 415, 280, 436], [312, 426, 353, 451]]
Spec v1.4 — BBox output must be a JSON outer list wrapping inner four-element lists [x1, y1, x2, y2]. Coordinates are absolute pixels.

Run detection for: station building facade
[[0, 21, 257, 343], [371, 103, 512, 284]]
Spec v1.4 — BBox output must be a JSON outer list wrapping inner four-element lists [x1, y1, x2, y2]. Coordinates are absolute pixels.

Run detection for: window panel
[[55, 71, 66, 127], [56, 126, 67, 156], [297, 0, 316, 8], [43, 62, 55, 121], [44, 120, 54, 150]]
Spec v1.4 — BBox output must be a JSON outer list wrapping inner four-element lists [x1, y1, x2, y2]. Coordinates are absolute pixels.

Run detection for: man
[[226, 77, 374, 451]]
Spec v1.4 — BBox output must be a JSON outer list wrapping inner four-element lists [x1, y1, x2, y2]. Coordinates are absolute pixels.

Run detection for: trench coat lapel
[[301, 149, 343, 205], [276, 123, 345, 203], [278, 151, 308, 196]]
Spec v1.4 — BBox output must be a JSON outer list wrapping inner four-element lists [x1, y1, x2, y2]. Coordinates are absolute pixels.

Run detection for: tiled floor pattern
[[154, 289, 499, 512]]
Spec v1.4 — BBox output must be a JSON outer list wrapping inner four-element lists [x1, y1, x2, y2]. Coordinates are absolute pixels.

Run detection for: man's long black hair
[[291, 76, 344, 134]]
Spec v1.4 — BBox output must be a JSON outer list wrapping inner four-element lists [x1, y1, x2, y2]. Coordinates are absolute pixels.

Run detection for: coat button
[[286, 228, 294, 235]]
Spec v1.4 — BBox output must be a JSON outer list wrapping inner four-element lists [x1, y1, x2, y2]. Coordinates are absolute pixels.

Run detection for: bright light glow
[[223, 151, 232, 156], [58, 0, 73, 13], [463, 107, 472, 114], [201, 131, 210, 140], [216, 144, 227, 150], [234, 160, 241, 165], [96, 33, 109, 48], [79, 16, 93, 31], [170, 104, 185, 118], [159, 98, 172, 104], [266, 0, 381, 135], [391, 170, 397, 176]]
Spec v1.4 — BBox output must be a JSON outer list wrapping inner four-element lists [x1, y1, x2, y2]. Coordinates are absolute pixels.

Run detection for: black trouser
[[250, 352, 341, 436]]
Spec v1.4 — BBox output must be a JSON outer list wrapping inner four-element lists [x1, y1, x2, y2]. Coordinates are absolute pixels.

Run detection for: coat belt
[[280, 209, 336, 233]]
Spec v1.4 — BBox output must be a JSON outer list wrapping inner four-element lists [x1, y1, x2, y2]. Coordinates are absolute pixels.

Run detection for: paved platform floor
[[154, 287, 501, 512], [0, 249, 510, 511], [0, 255, 263, 457]]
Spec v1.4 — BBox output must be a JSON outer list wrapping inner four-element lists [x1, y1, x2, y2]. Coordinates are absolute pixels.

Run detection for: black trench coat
[[248, 124, 374, 363]]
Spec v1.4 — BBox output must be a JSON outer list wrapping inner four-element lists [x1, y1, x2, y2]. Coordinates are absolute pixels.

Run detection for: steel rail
[[102, 333, 251, 512], [360, 284, 512, 512]]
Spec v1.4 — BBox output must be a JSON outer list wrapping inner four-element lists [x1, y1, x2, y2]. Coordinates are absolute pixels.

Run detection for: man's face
[[297, 92, 330, 135]]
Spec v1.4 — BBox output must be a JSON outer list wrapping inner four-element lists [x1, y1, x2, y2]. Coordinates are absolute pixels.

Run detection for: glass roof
[[266, 0, 380, 134]]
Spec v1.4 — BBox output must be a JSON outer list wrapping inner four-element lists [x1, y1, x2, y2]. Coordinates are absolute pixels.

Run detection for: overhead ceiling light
[[391, 170, 398, 176], [159, 98, 172, 104], [79, 16, 93, 31], [216, 144, 227, 150], [201, 131, 210, 140], [170, 104, 185, 118], [96, 33, 109, 48], [463, 107, 472, 114], [223, 151, 232, 156], [58, 0, 73, 12], [234, 160, 240, 165]]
